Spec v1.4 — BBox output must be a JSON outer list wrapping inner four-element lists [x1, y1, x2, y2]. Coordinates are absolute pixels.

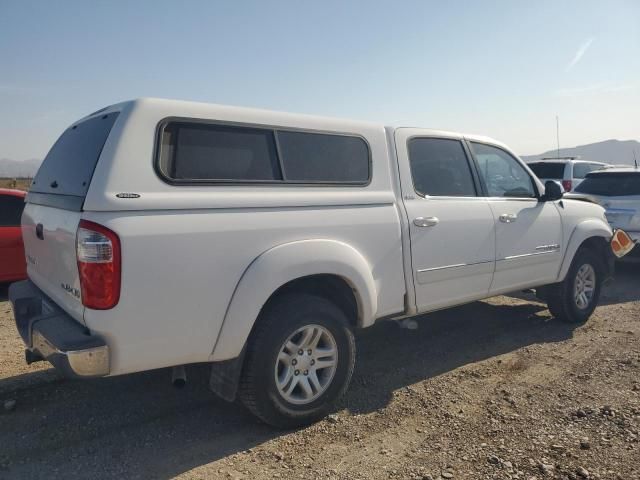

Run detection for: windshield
[[31, 112, 119, 198], [575, 172, 640, 196], [527, 162, 565, 179]]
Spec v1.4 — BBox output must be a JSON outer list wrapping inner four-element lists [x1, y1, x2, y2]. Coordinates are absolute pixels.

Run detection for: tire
[[546, 248, 603, 324], [238, 293, 356, 428]]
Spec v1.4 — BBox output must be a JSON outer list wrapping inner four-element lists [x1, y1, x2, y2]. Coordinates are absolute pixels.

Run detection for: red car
[[0, 188, 27, 283]]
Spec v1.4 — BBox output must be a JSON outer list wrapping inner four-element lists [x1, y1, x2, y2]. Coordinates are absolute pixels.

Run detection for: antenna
[[634, 150, 638, 169], [556, 115, 561, 159]]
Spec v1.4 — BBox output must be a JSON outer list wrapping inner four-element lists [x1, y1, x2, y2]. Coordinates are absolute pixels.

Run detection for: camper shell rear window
[[156, 120, 371, 185], [31, 112, 120, 198]]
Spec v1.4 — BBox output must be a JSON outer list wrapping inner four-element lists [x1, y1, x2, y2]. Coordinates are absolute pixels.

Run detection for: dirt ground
[[0, 178, 30, 191], [1, 266, 638, 480]]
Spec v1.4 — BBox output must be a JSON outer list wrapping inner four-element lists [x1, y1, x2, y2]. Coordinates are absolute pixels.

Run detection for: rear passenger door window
[[407, 138, 477, 197]]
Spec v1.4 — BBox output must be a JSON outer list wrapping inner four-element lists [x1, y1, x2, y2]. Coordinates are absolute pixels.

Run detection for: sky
[[0, 0, 638, 160]]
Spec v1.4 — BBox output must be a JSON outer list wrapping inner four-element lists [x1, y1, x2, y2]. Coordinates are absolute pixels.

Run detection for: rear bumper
[[8, 280, 110, 378]]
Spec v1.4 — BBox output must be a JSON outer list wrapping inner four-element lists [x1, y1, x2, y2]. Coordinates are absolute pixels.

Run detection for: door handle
[[36, 223, 44, 240], [413, 216, 439, 227], [499, 213, 517, 223]]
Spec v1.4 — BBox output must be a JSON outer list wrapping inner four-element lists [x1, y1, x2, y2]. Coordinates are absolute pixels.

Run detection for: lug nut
[[298, 349, 304, 355], [307, 349, 312, 355], [292, 359, 297, 365], [294, 370, 300, 376], [310, 359, 315, 365]]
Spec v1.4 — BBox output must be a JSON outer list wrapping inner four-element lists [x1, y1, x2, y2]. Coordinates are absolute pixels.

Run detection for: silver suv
[[572, 166, 640, 259]]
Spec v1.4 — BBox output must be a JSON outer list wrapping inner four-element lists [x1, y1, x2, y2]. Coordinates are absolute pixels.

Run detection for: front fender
[[557, 219, 612, 281], [210, 239, 378, 361]]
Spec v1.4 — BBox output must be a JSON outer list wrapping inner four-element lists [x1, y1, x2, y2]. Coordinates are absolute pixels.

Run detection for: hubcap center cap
[[295, 353, 313, 371]]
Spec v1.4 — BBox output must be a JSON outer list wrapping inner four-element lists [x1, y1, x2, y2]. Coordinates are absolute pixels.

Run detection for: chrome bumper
[[9, 280, 110, 378], [31, 330, 110, 377]]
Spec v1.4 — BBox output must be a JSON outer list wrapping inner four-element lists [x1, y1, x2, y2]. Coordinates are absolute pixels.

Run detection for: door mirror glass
[[542, 180, 563, 201]]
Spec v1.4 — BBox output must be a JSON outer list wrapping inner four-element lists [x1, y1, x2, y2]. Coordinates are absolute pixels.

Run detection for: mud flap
[[209, 347, 246, 402]]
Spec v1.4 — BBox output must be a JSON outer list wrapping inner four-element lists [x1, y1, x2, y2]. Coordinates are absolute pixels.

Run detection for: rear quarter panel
[[84, 203, 405, 375]]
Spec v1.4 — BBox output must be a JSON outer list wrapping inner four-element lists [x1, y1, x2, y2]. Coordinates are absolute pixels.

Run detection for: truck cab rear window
[[157, 121, 370, 184]]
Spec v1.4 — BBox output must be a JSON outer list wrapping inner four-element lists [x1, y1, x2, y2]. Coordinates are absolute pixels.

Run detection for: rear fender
[[210, 239, 377, 361]]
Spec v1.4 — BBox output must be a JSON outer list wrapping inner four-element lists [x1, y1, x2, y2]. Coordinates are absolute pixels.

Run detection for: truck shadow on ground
[[0, 297, 579, 479], [506, 262, 640, 307]]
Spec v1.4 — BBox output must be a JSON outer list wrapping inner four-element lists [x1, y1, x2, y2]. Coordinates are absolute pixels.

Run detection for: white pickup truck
[[10, 98, 616, 428]]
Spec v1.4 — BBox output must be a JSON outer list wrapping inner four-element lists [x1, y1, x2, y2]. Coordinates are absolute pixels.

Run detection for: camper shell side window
[[155, 119, 372, 186]]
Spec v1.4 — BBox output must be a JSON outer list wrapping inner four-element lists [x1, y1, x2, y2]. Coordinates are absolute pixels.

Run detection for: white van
[[10, 98, 616, 427], [527, 158, 608, 192]]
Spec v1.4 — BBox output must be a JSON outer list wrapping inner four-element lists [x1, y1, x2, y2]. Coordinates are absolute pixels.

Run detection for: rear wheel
[[546, 248, 603, 323], [238, 293, 356, 428]]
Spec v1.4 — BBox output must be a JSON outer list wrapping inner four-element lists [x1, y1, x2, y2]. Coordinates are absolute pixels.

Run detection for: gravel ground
[[1, 265, 638, 480]]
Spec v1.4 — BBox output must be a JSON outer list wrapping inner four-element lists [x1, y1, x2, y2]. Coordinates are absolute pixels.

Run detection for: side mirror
[[541, 180, 563, 201]]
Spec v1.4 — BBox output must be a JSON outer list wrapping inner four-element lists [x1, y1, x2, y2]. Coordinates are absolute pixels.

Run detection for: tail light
[[76, 220, 121, 309], [562, 180, 572, 192]]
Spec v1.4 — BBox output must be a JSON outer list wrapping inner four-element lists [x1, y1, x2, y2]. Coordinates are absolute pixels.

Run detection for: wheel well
[[576, 235, 614, 278], [262, 274, 360, 328], [210, 275, 360, 403], [579, 236, 607, 254]]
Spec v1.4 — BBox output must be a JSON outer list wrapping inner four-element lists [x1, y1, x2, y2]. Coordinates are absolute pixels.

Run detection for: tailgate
[[22, 203, 85, 324], [20, 110, 121, 324]]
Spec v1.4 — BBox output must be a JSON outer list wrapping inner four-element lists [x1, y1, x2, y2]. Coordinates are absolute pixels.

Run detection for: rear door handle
[[36, 223, 44, 240], [499, 213, 517, 223], [413, 216, 439, 227]]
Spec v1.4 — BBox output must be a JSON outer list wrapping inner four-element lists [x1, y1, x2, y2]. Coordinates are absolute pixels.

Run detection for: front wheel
[[238, 293, 356, 428], [546, 248, 603, 323]]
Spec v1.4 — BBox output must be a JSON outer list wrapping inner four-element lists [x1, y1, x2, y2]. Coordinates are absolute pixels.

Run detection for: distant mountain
[[0, 158, 41, 178], [522, 139, 640, 165]]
